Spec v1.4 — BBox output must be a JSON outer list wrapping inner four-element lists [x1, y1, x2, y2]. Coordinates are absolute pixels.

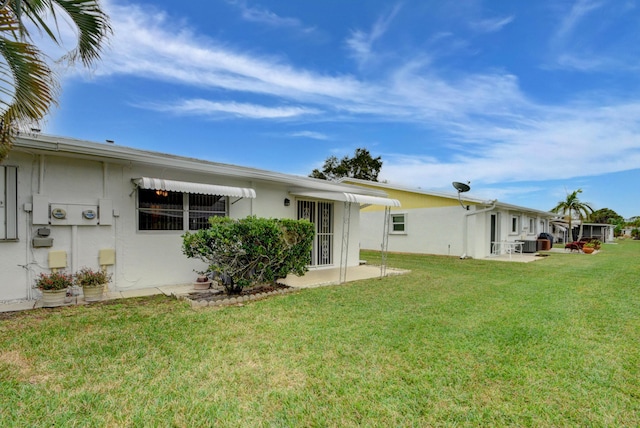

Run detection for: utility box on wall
[[49, 203, 99, 226], [31, 196, 113, 226]]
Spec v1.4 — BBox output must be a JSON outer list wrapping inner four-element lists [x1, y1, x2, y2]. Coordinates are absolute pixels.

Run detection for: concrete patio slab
[[278, 264, 409, 288]]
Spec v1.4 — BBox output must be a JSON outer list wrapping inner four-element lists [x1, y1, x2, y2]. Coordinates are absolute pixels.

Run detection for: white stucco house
[[342, 179, 558, 259], [0, 134, 399, 303]]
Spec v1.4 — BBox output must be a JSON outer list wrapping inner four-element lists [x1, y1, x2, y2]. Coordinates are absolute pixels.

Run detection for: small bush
[[34, 271, 74, 291], [75, 267, 112, 287], [182, 216, 315, 294]]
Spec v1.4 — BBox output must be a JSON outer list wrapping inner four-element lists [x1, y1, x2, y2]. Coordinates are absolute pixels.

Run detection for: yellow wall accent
[[352, 182, 474, 212]]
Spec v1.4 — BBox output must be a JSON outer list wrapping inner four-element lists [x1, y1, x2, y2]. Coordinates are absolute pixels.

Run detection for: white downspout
[[71, 225, 78, 274], [38, 155, 45, 195], [461, 199, 497, 259]]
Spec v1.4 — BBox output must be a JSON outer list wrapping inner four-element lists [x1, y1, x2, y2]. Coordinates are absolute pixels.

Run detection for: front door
[[490, 213, 500, 254], [297, 200, 334, 266]]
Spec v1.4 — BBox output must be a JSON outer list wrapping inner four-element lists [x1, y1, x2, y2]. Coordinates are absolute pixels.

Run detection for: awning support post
[[339, 201, 351, 284], [380, 206, 391, 278]]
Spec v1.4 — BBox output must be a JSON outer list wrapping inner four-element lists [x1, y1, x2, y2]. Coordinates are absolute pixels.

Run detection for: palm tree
[[0, 0, 111, 161], [551, 189, 594, 242]]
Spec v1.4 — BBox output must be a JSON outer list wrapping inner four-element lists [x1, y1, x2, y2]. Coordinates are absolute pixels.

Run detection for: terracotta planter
[[193, 280, 212, 290], [40, 289, 68, 307], [583, 247, 595, 254], [82, 284, 105, 302]]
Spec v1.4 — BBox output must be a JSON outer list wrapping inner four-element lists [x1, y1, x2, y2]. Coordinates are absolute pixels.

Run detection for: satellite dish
[[452, 181, 471, 193], [452, 181, 471, 210]]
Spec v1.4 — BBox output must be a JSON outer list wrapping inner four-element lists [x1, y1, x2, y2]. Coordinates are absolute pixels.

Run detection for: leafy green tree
[[310, 148, 382, 181], [588, 208, 625, 236], [551, 189, 594, 241], [0, 0, 111, 161], [589, 208, 624, 224]]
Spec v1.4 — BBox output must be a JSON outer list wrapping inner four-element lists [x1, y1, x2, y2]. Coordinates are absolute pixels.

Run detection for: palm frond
[[0, 8, 56, 160], [10, 0, 111, 66]]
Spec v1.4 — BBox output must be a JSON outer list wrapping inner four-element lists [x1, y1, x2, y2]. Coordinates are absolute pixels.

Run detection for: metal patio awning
[[289, 190, 400, 207], [133, 177, 256, 198]]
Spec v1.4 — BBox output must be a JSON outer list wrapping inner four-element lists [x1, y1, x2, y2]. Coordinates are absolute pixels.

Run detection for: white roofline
[[340, 177, 558, 218], [289, 189, 401, 207], [12, 134, 388, 196]]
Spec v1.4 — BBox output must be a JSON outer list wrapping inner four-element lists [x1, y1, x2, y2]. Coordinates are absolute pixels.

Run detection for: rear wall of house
[[0, 150, 358, 301]]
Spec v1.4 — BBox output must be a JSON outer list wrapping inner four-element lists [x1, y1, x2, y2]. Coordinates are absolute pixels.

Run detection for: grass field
[[1, 240, 639, 426]]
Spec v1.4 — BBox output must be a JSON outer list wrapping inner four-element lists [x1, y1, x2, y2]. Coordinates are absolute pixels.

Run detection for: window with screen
[[511, 216, 519, 234], [138, 189, 227, 231], [390, 213, 406, 233], [188, 193, 226, 230]]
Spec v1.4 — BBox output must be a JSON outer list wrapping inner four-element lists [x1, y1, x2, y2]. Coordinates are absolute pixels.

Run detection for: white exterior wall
[[360, 206, 467, 256], [0, 150, 361, 302], [360, 204, 552, 260]]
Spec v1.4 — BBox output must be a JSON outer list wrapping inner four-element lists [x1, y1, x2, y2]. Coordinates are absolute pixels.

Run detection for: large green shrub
[[182, 216, 315, 294]]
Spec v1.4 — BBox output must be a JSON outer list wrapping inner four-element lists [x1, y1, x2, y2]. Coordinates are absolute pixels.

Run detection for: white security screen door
[[298, 200, 334, 266]]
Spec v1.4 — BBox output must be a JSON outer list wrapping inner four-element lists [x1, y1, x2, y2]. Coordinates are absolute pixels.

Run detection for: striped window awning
[[289, 190, 400, 207], [133, 177, 256, 198]]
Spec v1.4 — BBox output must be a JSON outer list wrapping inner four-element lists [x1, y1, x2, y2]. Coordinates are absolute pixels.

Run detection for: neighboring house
[[0, 134, 398, 302], [341, 179, 557, 259], [550, 220, 615, 243], [577, 222, 614, 243]]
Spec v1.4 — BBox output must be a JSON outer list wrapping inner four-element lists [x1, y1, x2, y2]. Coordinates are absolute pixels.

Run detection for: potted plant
[[75, 267, 112, 302], [582, 242, 596, 254], [193, 273, 212, 290], [35, 271, 73, 307]]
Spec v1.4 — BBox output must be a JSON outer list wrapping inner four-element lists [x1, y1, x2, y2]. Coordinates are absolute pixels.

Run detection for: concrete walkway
[[0, 265, 409, 313], [278, 265, 409, 288]]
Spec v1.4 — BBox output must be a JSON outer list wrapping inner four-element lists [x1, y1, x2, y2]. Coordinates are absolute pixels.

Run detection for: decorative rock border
[[175, 286, 299, 309]]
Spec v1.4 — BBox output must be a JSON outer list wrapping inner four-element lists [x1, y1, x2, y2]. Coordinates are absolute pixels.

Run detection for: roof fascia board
[[13, 134, 380, 193], [341, 177, 556, 217]]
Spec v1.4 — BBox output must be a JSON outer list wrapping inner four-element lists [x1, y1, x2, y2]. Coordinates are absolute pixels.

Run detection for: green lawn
[[1, 240, 639, 427]]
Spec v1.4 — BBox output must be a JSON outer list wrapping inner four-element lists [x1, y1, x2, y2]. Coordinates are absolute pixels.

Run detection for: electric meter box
[[49, 203, 99, 226], [32, 196, 113, 226]]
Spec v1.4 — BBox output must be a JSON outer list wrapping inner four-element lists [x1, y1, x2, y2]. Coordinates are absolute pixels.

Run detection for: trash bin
[[536, 239, 550, 251]]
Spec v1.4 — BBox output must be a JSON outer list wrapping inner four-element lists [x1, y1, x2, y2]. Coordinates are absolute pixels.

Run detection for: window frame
[[510, 215, 519, 235], [389, 212, 407, 235], [0, 165, 18, 241], [137, 189, 228, 232]]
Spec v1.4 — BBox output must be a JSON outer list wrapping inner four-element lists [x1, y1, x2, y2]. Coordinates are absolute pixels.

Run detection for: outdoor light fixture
[[284, 198, 290, 207]]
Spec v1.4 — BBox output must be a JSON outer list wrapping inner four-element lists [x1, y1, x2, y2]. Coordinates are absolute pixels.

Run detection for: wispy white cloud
[[85, 2, 367, 105], [469, 15, 514, 33], [289, 131, 329, 140], [143, 99, 320, 119], [380, 101, 640, 189], [227, 0, 315, 32], [555, 0, 604, 41], [548, 0, 612, 71], [345, 3, 402, 66]]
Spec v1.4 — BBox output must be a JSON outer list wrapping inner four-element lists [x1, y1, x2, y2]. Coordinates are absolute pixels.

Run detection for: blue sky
[[39, 0, 640, 218]]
